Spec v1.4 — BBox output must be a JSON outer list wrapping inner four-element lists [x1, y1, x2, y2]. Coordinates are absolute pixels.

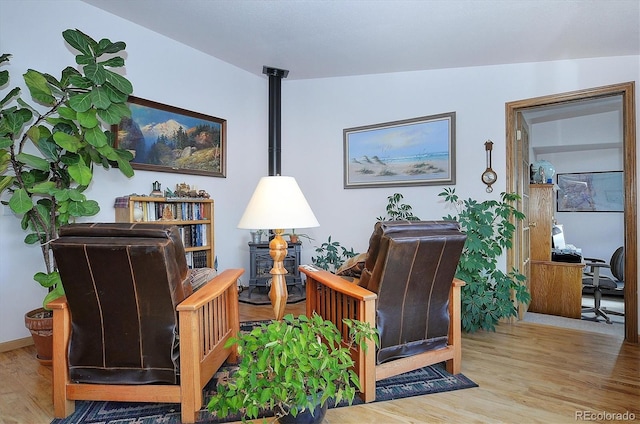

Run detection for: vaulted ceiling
[[82, 0, 639, 80]]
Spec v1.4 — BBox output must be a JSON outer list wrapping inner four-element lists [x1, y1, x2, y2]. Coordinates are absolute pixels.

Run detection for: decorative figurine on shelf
[[150, 181, 163, 197], [197, 189, 210, 198], [161, 205, 174, 220], [532, 159, 555, 184], [176, 182, 191, 197]]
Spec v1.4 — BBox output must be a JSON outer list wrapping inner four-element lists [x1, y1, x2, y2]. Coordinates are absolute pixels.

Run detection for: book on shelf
[[192, 251, 208, 268]]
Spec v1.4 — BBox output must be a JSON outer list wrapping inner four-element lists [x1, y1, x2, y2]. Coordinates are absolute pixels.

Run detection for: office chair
[[301, 220, 466, 402], [581, 246, 624, 324]]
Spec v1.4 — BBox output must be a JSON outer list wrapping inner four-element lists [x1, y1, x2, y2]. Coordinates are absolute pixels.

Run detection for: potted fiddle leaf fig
[[0, 29, 134, 362], [208, 313, 378, 423]]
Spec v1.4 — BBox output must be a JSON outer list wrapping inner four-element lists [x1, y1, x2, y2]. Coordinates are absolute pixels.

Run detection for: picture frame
[[556, 171, 624, 212], [114, 96, 226, 177], [343, 112, 455, 188]]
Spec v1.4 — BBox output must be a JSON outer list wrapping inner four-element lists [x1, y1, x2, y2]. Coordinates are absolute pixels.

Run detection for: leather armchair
[[301, 220, 466, 402], [49, 223, 243, 423]]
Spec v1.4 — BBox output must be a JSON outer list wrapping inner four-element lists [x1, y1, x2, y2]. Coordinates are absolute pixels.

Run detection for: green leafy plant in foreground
[[0, 29, 134, 308], [439, 187, 530, 333], [207, 313, 379, 422]]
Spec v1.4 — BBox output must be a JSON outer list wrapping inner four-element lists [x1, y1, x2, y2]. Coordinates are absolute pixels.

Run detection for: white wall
[[281, 59, 638, 258], [1, 0, 639, 344], [0, 0, 268, 343]]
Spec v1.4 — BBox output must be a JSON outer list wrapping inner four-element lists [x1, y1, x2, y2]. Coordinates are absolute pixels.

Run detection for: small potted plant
[[207, 313, 378, 423], [0, 29, 134, 362], [250, 229, 266, 243], [283, 228, 314, 244]]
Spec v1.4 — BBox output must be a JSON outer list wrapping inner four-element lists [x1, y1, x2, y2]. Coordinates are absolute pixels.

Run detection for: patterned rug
[[237, 285, 306, 305], [51, 321, 477, 424]]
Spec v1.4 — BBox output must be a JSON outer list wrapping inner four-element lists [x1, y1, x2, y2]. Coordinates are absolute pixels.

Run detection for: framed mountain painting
[[114, 96, 226, 177]]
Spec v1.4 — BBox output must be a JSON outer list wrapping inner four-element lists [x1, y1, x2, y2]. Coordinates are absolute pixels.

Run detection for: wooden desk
[[529, 260, 584, 319]]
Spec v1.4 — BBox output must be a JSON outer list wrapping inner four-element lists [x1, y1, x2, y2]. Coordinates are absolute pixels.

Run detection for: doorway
[[505, 82, 637, 344]]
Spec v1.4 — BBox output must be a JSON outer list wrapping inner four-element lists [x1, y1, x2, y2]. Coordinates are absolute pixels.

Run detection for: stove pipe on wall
[[262, 66, 289, 176]]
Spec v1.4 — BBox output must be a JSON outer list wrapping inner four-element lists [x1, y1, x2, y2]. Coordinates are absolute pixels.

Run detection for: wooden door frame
[[505, 82, 638, 344]]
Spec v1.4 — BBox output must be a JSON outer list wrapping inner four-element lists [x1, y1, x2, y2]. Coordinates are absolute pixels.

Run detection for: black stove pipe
[[263, 66, 289, 176]]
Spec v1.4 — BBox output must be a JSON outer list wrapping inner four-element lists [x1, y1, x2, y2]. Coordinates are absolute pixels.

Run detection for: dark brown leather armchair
[[48, 223, 243, 423], [300, 220, 466, 402]]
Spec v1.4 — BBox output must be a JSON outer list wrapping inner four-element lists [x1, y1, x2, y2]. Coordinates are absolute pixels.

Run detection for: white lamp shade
[[238, 176, 320, 230]]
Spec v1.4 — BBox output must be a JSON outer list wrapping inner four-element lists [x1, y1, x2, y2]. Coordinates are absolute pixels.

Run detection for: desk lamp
[[238, 176, 319, 320]]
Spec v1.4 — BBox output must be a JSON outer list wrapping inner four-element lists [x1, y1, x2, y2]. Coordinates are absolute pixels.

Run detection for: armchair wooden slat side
[[302, 267, 377, 402], [301, 267, 464, 403], [179, 268, 242, 422], [448, 278, 465, 375], [48, 296, 74, 418], [49, 268, 243, 424]]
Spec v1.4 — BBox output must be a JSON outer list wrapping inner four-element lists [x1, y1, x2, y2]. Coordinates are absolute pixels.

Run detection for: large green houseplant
[[1, 29, 134, 361], [439, 187, 530, 333], [208, 313, 378, 423], [0, 29, 134, 310]]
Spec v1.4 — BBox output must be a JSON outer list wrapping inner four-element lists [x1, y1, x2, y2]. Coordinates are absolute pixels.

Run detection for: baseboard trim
[[0, 336, 33, 353]]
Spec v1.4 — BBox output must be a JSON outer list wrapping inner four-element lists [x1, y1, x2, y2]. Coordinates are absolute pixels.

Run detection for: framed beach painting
[[556, 171, 624, 212], [114, 96, 226, 177], [343, 112, 456, 188]]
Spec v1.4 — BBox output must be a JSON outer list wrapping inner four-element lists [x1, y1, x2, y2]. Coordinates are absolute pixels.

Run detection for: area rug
[[238, 285, 306, 305], [51, 322, 477, 424]]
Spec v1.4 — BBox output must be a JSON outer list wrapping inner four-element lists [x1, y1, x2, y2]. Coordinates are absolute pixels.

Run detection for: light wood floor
[[1, 302, 638, 424]]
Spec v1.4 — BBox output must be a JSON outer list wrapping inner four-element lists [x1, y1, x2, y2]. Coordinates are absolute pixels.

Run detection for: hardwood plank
[[1, 302, 638, 424]]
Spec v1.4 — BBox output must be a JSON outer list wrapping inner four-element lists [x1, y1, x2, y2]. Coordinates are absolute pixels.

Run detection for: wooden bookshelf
[[115, 196, 214, 269]]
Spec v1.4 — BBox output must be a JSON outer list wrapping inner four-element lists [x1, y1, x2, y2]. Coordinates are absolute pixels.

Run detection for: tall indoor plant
[[439, 187, 530, 333], [0, 29, 134, 359]]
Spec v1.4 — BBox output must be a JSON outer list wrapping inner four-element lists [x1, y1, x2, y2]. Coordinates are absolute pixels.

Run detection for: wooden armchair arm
[[177, 269, 243, 415], [299, 266, 377, 301], [300, 265, 377, 401], [300, 266, 377, 324], [47, 296, 68, 310], [177, 268, 243, 363], [177, 268, 244, 311]]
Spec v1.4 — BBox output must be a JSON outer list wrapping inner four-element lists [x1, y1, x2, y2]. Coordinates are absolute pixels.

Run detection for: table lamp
[[238, 176, 319, 320]]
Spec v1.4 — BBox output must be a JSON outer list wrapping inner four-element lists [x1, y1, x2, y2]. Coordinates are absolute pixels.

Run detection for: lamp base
[[269, 229, 289, 320]]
